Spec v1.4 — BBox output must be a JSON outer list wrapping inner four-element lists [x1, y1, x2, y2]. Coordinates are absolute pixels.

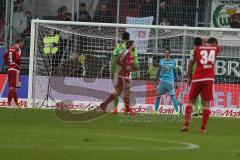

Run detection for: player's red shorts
[[114, 76, 131, 90], [8, 69, 21, 88], [188, 80, 214, 101]]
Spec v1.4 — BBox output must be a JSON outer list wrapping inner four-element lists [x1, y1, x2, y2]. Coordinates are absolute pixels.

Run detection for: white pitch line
[[0, 132, 199, 151], [0, 145, 197, 151], [95, 134, 199, 150]]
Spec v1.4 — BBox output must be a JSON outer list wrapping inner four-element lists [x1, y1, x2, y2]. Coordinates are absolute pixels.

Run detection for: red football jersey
[[192, 45, 221, 82], [117, 50, 135, 78], [3, 46, 21, 70]]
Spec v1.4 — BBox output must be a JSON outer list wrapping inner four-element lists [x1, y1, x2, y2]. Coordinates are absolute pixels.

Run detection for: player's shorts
[[157, 81, 175, 96], [8, 69, 21, 88], [114, 76, 131, 90], [188, 80, 214, 102]]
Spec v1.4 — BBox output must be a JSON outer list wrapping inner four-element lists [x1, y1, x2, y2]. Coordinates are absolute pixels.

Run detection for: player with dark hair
[[153, 48, 180, 114], [111, 32, 139, 114], [190, 37, 204, 116], [77, 2, 92, 22], [99, 40, 139, 115], [182, 37, 221, 133], [194, 37, 202, 46], [3, 38, 23, 108], [65, 13, 72, 21]]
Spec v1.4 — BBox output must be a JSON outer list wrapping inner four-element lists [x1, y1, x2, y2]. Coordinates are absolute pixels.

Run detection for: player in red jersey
[[3, 38, 24, 107], [182, 37, 221, 133], [99, 40, 139, 115]]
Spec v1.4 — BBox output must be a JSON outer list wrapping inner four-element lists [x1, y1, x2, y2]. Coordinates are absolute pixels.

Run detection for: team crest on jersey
[[162, 65, 170, 73]]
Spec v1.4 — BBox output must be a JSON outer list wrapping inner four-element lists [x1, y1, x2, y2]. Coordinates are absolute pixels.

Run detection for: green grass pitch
[[0, 108, 240, 160]]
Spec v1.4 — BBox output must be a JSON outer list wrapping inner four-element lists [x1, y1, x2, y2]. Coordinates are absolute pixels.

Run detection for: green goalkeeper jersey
[[111, 42, 140, 78]]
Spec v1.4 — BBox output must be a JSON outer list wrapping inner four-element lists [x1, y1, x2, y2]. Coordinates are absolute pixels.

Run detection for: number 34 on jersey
[[200, 49, 216, 68], [192, 46, 221, 81]]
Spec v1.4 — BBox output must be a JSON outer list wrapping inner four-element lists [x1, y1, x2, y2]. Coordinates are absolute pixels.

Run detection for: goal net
[[28, 20, 240, 115]]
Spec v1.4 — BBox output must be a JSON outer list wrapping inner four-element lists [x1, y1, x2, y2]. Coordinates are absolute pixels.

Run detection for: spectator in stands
[[77, 2, 92, 22], [14, 0, 24, 12], [159, 18, 169, 26], [159, 1, 167, 21], [57, 6, 68, 21], [140, 0, 157, 23], [65, 13, 72, 21], [93, 4, 114, 23]]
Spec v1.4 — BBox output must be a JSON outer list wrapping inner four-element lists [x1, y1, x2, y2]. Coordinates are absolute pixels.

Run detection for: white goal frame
[[28, 19, 240, 108]]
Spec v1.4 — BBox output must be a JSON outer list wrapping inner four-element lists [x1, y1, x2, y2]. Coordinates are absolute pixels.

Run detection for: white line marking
[[97, 134, 199, 150], [0, 128, 199, 151]]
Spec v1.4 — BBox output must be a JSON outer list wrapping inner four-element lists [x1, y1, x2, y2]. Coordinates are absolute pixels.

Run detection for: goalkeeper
[[153, 48, 180, 114], [111, 31, 140, 114]]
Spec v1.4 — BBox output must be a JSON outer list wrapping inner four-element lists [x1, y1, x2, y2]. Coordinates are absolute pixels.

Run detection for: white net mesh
[[30, 21, 240, 111]]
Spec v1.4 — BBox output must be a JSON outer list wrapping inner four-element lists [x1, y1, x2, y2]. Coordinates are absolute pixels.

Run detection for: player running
[[99, 40, 139, 115], [182, 37, 221, 133], [153, 48, 180, 114], [3, 38, 23, 108], [111, 32, 140, 114]]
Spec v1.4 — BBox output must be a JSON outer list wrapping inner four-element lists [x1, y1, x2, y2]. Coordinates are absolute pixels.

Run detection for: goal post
[[28, 20, 240, 115], [28, 20, 36, 109]]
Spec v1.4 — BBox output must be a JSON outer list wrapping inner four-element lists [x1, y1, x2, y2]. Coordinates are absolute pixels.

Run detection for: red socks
[[7, 90, 13, 106], [184, 105, 193, 127], [103, 93, 131, 112], [13, 91, 19, 106], [184, 105, 211, 130], [124, 96, 130, 111], [201, 108, 211, 130], [103, 93, 116, 106], [7, 90, 18, 106]]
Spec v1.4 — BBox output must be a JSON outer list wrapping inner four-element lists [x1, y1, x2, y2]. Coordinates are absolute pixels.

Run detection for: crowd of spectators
[[0, 0, 199, 51], [79, 0, 196, 26], [56, 0, 196, 26], [0, 0, 198, 58], [0, 0, 198, 45], [0, 0, 204, 75]]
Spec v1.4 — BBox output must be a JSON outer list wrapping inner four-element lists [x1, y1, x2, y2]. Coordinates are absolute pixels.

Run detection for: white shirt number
[[200, 50, 215, 65]]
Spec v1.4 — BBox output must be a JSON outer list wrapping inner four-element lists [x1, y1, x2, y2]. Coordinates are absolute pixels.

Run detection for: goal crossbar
[[32, 20, 240, 33]]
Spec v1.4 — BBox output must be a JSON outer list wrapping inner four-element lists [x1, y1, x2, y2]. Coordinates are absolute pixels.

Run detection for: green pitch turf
[[0, 108, 240, 160]]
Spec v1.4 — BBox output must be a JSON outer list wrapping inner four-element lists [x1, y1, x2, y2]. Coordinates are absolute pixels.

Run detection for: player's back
[[159, 59, 175, 83], [114, 42, 126, 56], [3, 46, 21, 70], [193, 45, 221, 81]]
